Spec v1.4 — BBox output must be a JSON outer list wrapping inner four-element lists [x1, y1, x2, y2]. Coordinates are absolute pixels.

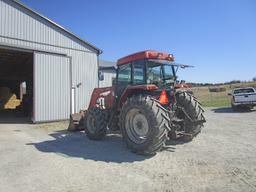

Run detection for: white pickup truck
[[229, 87, 256, 110]]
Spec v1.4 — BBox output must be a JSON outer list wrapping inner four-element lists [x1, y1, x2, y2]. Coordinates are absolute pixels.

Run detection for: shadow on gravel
[[212, 107, 256, 113], [165, 139, 188, 146], [27, 130, 148, 163], [162, 137, 192, 152]]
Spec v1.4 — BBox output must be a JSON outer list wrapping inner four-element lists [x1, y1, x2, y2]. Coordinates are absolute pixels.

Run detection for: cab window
[[117, 63, 131, 84], [146, 61, 162, 84], [133, 60, 145, 84]]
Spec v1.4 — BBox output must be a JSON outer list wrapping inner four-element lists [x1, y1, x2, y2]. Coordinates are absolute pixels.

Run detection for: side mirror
[[227, 93, 232, 96], [98, 71, 104, 81]]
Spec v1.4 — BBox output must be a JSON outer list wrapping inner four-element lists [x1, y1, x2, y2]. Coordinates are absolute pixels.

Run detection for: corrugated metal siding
[[34, 52, 70, 122], [99, 71, 116, 88], [70, 50, 98, 111], [0, 0, 99, 118], [0, 0, 95, 52]]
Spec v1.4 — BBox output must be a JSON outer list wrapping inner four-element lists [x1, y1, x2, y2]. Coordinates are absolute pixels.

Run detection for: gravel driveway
[[0, 108, 256, 192]]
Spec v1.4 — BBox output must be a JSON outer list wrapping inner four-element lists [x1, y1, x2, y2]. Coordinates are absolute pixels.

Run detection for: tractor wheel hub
[[125, 109, 149, 144], [133, 113, 149, 136]]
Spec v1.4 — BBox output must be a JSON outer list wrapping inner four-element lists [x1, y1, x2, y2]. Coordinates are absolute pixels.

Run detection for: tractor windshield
[[146, 60, 175, 86]]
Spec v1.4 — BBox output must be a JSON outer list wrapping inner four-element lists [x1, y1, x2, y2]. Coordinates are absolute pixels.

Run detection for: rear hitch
[[67, 110, 86, 131]]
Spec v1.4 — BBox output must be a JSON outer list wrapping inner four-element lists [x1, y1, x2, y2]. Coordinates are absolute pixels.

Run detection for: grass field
[[192, 81, 256, 107]]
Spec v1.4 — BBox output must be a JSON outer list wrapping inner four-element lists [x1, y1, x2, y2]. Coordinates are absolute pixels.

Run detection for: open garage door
[[33, 52, 71, 122], [0, 48, 33, 122]]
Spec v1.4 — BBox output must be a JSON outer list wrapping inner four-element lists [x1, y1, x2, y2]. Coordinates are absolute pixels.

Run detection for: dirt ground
[[0, 107, 256, 192]]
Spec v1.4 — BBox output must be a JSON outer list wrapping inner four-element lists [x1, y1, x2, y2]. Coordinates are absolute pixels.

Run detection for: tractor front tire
[[175, 91, 205, 141], [120, 95, 169, 155], [108, 113, 120, 131], [84, 108, 107, 140]]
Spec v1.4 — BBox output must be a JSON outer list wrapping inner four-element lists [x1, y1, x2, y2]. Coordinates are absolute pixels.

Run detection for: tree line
[[189, 77, 256, 87]]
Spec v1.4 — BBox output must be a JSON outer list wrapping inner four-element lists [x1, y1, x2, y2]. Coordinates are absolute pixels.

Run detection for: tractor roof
[[117, 50, 174, 65]]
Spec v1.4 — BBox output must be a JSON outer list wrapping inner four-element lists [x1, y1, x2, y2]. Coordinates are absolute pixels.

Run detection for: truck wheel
[[120, 95, 169, 155], [84, 108, 107, 140], [175, 91, 205, 141]]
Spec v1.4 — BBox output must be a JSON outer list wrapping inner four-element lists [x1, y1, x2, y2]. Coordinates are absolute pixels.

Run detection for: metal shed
[[0, 0, 101, 122], [99, 60, 116, 88]]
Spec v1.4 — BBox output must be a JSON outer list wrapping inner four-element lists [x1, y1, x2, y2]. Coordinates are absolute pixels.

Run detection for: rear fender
[[119, 84, 158, 108], [89, 87, 115, 108]]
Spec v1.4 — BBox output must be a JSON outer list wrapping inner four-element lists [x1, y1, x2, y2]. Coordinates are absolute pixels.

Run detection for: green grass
[[192, 87, 230, 107], [200, 96, 230, 107], [192, 81, 256, 107]]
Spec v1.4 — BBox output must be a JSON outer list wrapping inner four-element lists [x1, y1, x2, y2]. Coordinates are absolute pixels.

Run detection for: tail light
[[159, 89, 169, 105]]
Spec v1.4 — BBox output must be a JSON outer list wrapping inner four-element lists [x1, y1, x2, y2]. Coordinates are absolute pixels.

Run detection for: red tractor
[[84, 50, 205, 155]]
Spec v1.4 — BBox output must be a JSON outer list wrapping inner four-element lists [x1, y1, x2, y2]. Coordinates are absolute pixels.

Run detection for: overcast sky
[[21, 0, 256, 83]]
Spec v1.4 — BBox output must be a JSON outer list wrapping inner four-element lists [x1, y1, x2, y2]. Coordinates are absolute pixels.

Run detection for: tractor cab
[[116, 50, 176, 88], [114, 50, 191, 106]]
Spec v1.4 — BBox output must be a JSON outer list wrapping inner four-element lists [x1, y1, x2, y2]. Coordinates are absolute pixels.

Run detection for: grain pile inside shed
[[0, 87, 21, 109]]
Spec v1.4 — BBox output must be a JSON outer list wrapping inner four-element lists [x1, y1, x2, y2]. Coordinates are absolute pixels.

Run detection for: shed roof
[[99, 60, 116, 71], [12, 0, 102, 54], [99, 60, 116, 67]]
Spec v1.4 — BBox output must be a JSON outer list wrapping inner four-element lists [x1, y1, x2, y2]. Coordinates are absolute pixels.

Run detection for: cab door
[[115, 63, 132, 99]]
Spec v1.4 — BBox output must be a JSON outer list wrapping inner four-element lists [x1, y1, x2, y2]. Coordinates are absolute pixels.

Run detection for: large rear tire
[[120, 95, 169, 155], [175, 91, 205, 140], [84, 108, 107, 140]]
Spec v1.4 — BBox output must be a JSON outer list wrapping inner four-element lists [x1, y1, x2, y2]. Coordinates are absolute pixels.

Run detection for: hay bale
[[0, 87, 21, 109], [5, 99, 21, 109], [209, 87, 226, 92]]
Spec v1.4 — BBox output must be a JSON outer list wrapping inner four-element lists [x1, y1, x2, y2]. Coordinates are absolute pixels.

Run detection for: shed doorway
[[0, 48, 33, 122]]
